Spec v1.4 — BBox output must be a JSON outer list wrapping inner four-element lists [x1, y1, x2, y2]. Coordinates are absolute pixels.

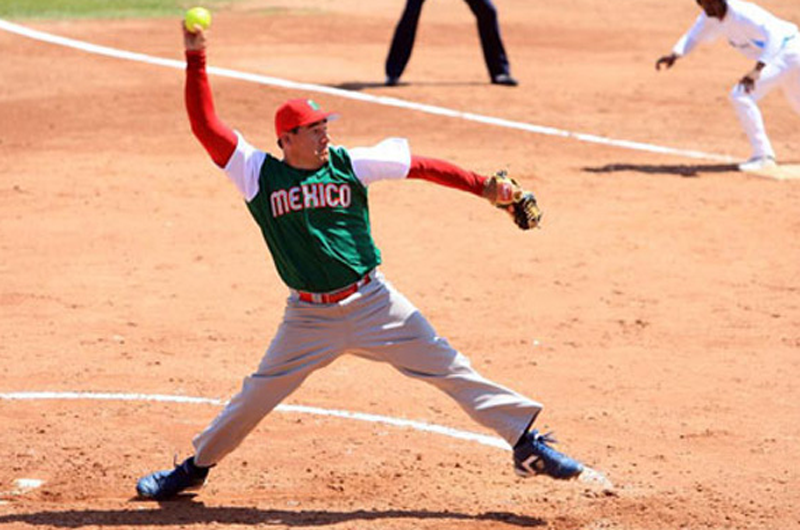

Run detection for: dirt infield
[[1, 0, 798, 528]]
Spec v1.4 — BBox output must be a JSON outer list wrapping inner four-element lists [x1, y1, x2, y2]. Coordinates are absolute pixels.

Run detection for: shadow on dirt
[[0, 503, 546, 527], [331, 80, 486, 91], [582, 162, 739, 178]]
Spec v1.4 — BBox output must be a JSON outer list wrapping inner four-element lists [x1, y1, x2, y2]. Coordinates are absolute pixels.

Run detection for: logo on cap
[[274, 98, 336, 137]]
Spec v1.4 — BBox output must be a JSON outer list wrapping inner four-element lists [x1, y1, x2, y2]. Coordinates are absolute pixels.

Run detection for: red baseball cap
[[274, 98, 338, 137]]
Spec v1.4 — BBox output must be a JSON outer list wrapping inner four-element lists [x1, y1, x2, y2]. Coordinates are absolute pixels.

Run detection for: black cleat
[[513, 430, 583, 479], [136, 456, 210, 500]]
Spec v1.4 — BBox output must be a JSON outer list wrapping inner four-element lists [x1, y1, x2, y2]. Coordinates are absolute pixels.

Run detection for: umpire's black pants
[[385, 0, 511, 80]]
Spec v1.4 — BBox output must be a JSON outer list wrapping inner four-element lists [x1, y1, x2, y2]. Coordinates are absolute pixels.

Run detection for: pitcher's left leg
[[345, 273, 585, 481], [349, 275, 540, 446]]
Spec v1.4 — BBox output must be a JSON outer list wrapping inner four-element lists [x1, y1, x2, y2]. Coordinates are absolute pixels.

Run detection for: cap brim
[[303, 111, 338, 128]]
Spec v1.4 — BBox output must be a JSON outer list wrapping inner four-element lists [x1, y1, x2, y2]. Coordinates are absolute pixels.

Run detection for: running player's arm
[[657, 13, 720, 70], [736, 15, 775, 92], [672, 13, 721, 58]]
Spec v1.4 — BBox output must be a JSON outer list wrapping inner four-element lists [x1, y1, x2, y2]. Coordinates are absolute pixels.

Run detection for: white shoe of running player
[[738, 156, 778, 172]]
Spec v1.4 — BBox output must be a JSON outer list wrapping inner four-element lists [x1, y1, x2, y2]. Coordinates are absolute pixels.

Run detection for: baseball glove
[[484, 171, 543, 230]]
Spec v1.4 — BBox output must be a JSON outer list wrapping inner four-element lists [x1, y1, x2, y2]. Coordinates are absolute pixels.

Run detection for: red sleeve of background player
[[407, 155, 487, 197], [185, 49, 237, 168]]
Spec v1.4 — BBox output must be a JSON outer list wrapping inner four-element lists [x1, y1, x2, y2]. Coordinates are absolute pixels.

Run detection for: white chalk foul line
[[0, 391, 508, 450], [0, 18, 732, 163], [0, 391, 615, 489]]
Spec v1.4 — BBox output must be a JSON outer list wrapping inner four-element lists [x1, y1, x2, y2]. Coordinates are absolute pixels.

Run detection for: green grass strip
[[0, 0, 230, 21]]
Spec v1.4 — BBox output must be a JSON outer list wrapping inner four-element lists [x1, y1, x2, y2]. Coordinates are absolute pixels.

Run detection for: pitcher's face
[[283, 119, 331, 168]]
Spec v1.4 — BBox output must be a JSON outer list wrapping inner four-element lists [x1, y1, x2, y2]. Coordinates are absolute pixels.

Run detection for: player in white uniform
[[656, 0, 800, 171]]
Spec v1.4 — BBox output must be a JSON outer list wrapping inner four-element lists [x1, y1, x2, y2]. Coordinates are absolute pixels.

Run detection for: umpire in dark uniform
[[385, 0, 518, 86]]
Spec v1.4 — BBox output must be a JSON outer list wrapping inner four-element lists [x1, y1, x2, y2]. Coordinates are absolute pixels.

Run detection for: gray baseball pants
[[192, 270, 542, 467]]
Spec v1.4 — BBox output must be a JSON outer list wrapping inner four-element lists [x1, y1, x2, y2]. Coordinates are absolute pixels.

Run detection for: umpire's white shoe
[[738, 155, 777, 172]]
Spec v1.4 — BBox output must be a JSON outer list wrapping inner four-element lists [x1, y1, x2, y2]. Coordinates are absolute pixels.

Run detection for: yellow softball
[[184, 7, 212, 33]]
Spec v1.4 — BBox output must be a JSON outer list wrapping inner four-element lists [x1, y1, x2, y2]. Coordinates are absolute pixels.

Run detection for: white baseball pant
[[729, 37, 800, 159]]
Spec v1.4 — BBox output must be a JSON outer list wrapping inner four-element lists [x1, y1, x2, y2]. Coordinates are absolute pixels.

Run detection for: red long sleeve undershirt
[[185, 49, 237, 167], [185, 50, 487, 197], [405, 156, 486, 197]]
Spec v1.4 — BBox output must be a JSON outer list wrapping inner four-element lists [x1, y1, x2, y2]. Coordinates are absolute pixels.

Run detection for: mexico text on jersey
[[270, 183, 353, 218]]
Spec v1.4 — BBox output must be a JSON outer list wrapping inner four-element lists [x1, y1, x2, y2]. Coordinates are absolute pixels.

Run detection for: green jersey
[[224, 136, 411, 293]]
